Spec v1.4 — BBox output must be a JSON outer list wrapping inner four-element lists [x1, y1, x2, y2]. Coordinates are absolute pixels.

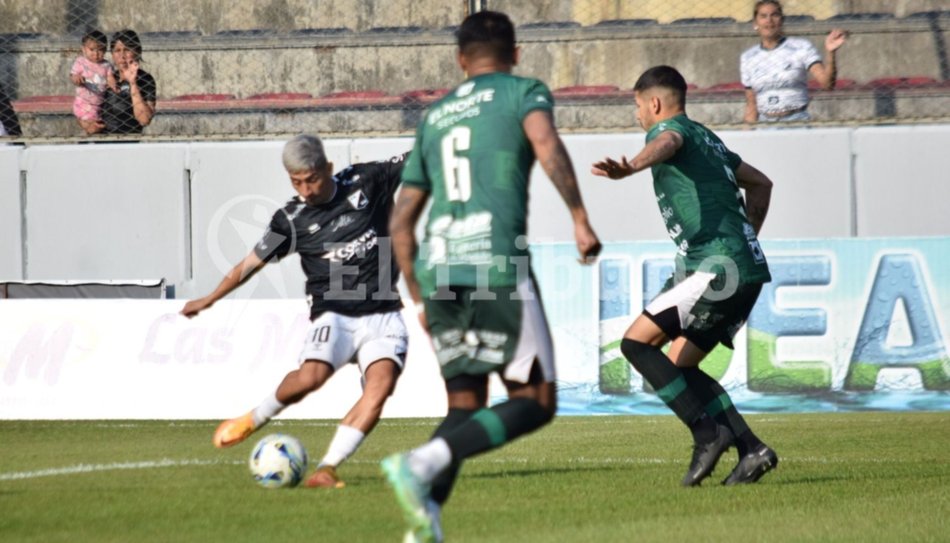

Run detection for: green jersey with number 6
[[646, 114, 771, 284], [401, 72, 554, 295]]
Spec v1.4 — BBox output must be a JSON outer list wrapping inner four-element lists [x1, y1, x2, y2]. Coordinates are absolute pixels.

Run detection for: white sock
[[318, 425, 365, 468], [251, 393, 284, 427], [408, 437, 452, 485]]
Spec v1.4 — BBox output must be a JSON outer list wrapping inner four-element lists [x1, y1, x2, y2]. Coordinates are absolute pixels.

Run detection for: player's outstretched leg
[[214, 361, 331, 448], [213, 411, 260, 448], [306, 359, 398, 488], [722, 443, 779, 485]]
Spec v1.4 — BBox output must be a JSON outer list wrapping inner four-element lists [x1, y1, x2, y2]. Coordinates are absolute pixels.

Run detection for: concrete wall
[[3, 0, 947, 34], [1, 125, 948, 298], [3, 17, 946, 99]]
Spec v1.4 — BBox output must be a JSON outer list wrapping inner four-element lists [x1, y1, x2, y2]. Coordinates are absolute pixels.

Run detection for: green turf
[[1, 413, 948, 542]]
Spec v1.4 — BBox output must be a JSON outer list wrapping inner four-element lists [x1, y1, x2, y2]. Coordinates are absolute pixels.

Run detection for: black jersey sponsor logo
[[331, 214, 357, 232], [321, 228, 378, 262]]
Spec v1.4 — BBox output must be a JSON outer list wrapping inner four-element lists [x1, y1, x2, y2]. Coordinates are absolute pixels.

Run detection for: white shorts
[[299, 310, 408, 373]]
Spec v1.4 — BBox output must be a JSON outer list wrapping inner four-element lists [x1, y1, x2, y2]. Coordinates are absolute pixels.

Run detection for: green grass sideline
[[1, 413, 947, 542]]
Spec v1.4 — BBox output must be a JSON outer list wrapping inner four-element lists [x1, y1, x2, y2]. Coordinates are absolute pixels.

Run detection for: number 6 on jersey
[[441, 126, 472, 202]]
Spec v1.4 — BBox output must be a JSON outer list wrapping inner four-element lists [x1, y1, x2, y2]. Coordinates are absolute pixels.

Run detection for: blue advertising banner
[[529, 237, 950, 414]]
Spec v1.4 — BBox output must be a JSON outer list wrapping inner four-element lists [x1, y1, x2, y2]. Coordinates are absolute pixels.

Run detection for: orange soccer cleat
[[305, 465, 346, 489], [212, 411, 258, 448]]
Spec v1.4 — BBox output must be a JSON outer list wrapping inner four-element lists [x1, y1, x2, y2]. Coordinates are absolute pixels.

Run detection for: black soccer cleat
[[722, 444, 779, 485], [681, 425, 734, 487]]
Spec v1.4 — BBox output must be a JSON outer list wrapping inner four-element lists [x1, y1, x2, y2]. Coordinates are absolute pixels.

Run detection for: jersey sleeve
[[70, 57, 83, 76], [725, 148, 742, 170], [646, 118, 686, 143], [739, 51, 753, 88], [519, 79, 554, 119], [800, 39, 822, 70], [361, 152, 409, 199], [400, 126, 430, 192], [139, 72, 157, 102], [381, 152, 409, 193], [253, 209, 295, 262]]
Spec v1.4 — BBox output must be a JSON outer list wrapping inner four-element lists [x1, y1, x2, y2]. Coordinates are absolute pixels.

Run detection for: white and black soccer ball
[[248, 433, 308, 488]]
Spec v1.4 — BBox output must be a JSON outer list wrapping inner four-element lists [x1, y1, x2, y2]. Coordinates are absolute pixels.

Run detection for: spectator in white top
[[741, 0, 848, 123]]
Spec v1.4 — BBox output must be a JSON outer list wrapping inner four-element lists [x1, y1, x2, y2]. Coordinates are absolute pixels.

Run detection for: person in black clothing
[[0, 83, 22, 137], [181, 134, 410, 489], [93, 30, 156, 134]]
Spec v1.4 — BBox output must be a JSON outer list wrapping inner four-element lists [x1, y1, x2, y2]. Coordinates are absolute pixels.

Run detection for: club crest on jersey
[[456, 81, 475, 97], [347, 190, 369, 210], [307, 222, 321, 234]]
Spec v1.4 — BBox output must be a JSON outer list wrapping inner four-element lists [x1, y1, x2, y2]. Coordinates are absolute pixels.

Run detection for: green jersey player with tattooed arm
[[592, 65, 778, 487], [382, 10, 601, 543]]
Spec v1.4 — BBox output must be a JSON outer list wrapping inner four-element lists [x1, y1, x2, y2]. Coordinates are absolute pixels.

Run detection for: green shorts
[[423, 277, 555, 382], [644, 271, 763, 352]]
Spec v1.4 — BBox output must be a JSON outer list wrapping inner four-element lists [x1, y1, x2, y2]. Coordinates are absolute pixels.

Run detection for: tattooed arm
[[523, 110, 601, 263], [591, 130, 683, 179], [735, 161, 773, 234], [389, 186, 429, 307]]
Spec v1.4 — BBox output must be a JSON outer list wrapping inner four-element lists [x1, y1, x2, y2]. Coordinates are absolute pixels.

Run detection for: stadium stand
[[2, 0, 949, 138]]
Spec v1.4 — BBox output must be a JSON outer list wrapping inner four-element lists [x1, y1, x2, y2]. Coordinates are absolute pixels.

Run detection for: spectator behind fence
[[96, 30, 156, 135], [741, 0, 847, 123], [70, 30, 118, 135], [0, 83, 21, 137]]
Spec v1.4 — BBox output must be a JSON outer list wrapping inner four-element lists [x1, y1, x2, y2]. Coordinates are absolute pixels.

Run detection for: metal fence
[[0, 0, 948, 141]]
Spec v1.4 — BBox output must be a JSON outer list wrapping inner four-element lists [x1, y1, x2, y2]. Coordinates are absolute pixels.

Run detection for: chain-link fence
[[1, 0, 948, 141]]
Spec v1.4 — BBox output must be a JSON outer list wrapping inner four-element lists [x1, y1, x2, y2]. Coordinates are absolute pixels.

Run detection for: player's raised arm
[[591, 130, 684, 180], [389, 185, 430, 316], [180, 251, 266, 318], [734, 161, 773, 234], [523, 109, 601, 263]]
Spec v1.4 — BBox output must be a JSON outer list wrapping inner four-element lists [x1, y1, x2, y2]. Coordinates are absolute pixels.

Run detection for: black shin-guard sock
[[620, 338, 705, 427], [429, 408, 474, 505], [681, 367, 762, 455], [442, 397, 553, 462]]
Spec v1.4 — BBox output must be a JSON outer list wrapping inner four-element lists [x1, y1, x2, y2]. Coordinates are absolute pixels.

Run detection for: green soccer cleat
[[381, 453, 441, 543]]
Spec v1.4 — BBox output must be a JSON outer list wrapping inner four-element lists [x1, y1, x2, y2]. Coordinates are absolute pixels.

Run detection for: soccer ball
[[248, 433, 308, 489]]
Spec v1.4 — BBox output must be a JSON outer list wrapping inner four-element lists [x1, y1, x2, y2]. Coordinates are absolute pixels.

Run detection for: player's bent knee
[[298, 360, 333, 390], [620, 338, 653, 368]]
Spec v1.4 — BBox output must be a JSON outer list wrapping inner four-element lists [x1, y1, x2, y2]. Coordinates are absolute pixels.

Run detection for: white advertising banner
[[0, 300, 446, 420]]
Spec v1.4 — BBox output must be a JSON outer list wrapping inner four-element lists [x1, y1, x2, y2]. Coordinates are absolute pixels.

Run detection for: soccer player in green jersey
[[592, 65, 779, 487], [382, 10, 601, 542]]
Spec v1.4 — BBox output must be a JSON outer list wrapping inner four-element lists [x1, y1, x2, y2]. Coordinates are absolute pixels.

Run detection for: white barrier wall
[[0, 146, 21, 280], [853, 126, 950, 237], [0, 125, 948, 297], [21, 145, 190, 283]]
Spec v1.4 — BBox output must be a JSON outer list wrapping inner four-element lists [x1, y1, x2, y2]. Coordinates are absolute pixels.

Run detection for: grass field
[[2, 412, 948, 542]]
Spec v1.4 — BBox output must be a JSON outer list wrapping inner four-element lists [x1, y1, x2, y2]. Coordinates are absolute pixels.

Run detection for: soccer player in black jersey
[[181, 134, 409, 489]]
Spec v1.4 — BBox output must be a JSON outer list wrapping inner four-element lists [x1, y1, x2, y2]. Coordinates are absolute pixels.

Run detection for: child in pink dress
[[70, 30, 117, 134]]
